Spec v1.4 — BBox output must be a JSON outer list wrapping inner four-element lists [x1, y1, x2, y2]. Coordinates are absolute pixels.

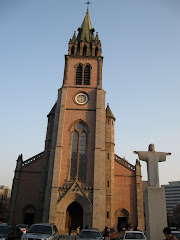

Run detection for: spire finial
[[85, 1, 92, 9]]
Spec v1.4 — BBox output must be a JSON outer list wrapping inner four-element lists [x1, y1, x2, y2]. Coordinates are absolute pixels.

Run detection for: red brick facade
[[114, 160, 137, 228]]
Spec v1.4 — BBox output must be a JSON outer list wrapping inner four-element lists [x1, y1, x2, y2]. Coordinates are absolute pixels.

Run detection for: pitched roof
[[48, 102, 57, 117]]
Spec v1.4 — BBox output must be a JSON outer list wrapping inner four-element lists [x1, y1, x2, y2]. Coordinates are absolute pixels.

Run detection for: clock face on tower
[[75, 93, 88, 105]]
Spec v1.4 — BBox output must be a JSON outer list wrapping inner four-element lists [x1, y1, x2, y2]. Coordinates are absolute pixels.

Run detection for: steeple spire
[[77, 8, 94, 43], [68, 8, 102, 56]]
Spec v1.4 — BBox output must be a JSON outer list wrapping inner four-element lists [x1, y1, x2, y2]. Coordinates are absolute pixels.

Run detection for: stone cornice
[[66, 108, 96, 111], [65, 55, 103, 61]]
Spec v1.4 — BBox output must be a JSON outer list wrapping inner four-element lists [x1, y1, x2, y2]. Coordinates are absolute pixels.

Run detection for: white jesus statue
[[133, 144, 171, 187]]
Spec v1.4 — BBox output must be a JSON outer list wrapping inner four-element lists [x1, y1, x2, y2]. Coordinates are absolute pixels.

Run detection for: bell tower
[[42, 9, 106, 232]]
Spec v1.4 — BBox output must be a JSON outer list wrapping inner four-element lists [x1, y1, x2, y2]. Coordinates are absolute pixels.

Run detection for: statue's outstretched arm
[[133, 151, 138, 154], [166, 152, 171, 156], [133, 151, 148, 161]]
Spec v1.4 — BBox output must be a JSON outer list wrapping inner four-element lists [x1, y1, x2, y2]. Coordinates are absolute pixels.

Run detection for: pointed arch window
[[84, 65, 90, 85], [76, 65, 83, 85], [70, 131, 78, 180], [75, 64, 91, 85], [69, 123, 88, 181], [78, 132, 87, 181]]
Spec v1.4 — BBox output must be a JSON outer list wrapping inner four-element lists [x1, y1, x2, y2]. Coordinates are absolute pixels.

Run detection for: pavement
[[59, 233, 124, 240]]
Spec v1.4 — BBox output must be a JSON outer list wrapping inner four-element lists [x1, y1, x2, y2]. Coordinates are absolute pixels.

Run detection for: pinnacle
[[106, 104, 115, 119]]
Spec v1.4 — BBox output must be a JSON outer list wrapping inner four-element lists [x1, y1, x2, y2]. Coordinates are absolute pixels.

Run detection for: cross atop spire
[[85, 1, 92, 7]]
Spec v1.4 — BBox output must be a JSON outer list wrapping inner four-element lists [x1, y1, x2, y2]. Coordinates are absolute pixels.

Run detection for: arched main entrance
[[55, 187, 92, 233], [115, 208, 129, 232], [66, 201, 83, 231], [23, 204, 36, 227]]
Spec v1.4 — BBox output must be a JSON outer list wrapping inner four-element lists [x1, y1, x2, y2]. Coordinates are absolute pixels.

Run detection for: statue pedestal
[[144, 187, 167, 240]]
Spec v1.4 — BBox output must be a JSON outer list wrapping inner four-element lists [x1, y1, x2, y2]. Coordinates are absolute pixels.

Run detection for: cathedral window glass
[[70, 131, 78, 180], [70, 123, 88, 182], [78, 132, 87, 181]]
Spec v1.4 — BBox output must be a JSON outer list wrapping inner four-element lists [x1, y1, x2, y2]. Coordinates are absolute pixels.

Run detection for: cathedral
[[9, 9, 144, 233]]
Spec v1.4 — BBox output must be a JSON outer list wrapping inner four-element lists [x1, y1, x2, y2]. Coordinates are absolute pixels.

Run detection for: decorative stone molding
[[115, 207, 130, 218], [56, 182, 93, 233], [65, 55, 99, 61], [81, 186, 93, 203], [57, 182, 93, 204]]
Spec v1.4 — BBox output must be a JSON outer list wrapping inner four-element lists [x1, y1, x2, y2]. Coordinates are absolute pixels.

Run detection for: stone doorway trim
[[22, 204, 37, 226], [56, 182, 92, 233], [114, 208, 129, 232]]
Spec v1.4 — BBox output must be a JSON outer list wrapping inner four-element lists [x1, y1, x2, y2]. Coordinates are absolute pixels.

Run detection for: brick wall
[[13, 157, 43, 225], [114, 161, 137, 229]]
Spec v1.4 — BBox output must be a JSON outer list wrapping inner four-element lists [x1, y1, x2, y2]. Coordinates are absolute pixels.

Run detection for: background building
[[173, 203, 180, 227], [161, 181, 180, 225], [0, 185, 11, 222]]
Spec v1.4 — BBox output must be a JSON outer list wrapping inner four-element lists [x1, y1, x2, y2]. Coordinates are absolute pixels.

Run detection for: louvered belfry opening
[[76, 65, 83, 85], [84, 65, 90, 85]]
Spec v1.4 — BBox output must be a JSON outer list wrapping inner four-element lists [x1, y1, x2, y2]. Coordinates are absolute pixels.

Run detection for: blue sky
[[0, 0, 180, 188]]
